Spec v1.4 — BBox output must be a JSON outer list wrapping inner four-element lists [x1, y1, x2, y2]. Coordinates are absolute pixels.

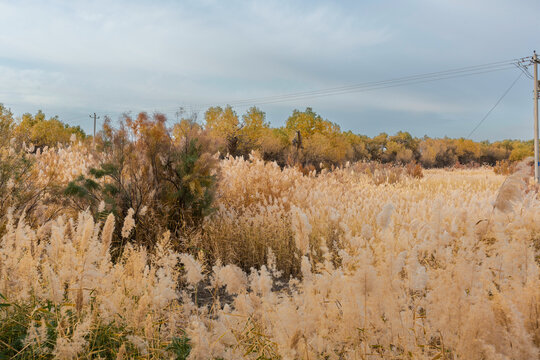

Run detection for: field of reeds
[[1, 122, 540, 359]]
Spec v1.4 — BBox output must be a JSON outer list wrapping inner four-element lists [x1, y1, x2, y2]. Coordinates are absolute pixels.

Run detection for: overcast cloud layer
[[0, 0, 538, 140]]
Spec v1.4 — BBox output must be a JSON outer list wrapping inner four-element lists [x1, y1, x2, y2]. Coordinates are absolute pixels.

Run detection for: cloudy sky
[[0, 0, 538, 140]]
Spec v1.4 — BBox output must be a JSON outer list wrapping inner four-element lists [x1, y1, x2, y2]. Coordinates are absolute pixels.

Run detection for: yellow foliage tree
[[205, 105, 239, 139], [0, 104, 14, 147], [285, 107, 338, 138], [509, 142, 533, 161], [454, 138, 481, 164], [239, 106, 270, 153], [14, 110, 85, 148], [419, 138, 457, 167], [303, 131, 353, 166]]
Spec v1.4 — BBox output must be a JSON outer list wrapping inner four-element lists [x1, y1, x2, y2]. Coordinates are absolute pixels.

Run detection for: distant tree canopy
[[199, 105, 533, 168], [2, 103, 534, 168], [285, 107, 340, 137], [12, 108, 86, 148]]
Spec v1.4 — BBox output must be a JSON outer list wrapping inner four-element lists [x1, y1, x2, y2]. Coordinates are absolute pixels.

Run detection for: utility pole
[[534, 51, 539, 183], [89, 112, 100, 148]]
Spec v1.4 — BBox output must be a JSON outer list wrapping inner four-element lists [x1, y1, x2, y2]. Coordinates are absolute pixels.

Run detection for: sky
[[0, 0, 538, 141]]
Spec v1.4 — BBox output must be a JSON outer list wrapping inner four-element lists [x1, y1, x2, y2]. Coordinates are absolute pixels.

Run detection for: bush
[[493, 159, 516, 175], [406, 161, 424, 178], [64, 113, 217, 254]]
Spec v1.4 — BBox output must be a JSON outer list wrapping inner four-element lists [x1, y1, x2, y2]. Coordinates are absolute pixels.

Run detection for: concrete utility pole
[[89, 112, 100, 148], [534, 51, 539, 183]]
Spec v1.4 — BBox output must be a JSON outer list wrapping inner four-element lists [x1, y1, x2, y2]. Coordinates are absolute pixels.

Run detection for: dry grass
[[1, 146, 540, 359]]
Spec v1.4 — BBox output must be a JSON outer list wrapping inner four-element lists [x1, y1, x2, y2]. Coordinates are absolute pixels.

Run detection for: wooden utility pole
[[89, 112, 100, 148], [534, 51, 539, 183], [292, 130, 303, 165]]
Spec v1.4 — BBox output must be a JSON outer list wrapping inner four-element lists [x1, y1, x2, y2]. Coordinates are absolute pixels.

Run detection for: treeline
[[0, 105, 86, 149], [1, 104, 533, 169], [201, 105, 533, 168]]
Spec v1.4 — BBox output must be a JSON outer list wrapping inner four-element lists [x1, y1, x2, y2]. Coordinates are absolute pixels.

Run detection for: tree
[[303, 131, 353, 167], [14, 110, 86, 148], [259, 127, 289, 165], [65, 113, 217, 256], [343, 132, 370, 162], [205, 105, 239, 138], [239, 106, 269, 153], [508, 141, 533, 162], [419, 138, 457, 168], [454, 138, 481, 164], [285, 107, 337, 138], [0, 104, 14, 147], [204, 105, 240, 155], [366, 133, 388, 161], [381, 132, 418, 164]]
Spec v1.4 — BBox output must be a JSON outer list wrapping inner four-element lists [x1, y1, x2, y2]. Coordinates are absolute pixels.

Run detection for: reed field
[[2, 0, 539, 358], [1, 134, 539, 360]]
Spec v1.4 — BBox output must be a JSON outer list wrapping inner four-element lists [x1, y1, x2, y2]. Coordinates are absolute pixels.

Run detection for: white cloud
[[0, 0, 538, 139]]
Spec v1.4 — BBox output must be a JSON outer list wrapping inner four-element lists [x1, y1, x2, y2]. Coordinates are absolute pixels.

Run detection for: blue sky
[[0, 0, 538, 140]]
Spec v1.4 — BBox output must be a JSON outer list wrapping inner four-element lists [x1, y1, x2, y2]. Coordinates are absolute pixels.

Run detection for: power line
[[3, 56, 532, 120], [224, 66, 518, 108], [515, 62, 533, 79], [467, 72, 523, 139], [184, 56, 529, 110], [8, 56, 531, 134]]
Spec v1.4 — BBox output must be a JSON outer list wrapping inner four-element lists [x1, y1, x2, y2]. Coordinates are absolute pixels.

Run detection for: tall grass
[[0, 145, 539, 359]]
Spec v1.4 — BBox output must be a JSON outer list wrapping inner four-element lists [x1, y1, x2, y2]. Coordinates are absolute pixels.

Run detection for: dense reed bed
[[1, 145, 539, 359]]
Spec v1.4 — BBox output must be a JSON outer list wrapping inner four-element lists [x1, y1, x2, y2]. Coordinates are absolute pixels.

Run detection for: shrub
[[493, 159, 516, 175], [64, 113, 217, 254], [406, 161, 424, 178]]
